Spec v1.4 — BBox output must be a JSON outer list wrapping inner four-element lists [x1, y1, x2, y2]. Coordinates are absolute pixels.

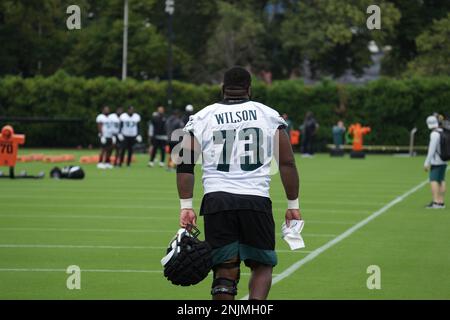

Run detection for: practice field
[[0, 150, 449, 300]]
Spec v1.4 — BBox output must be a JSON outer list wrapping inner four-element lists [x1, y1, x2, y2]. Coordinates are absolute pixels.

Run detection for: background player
[[109, 106, 123, 167], [166, 109, 185, 170], [96, 106, 114, 169], [148, 106, 168, 168], [118, 106, 142, 167], [176, 67, 301, 300]]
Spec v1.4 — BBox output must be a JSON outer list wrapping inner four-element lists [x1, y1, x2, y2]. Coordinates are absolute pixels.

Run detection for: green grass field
[[0, 150, 449, 300]]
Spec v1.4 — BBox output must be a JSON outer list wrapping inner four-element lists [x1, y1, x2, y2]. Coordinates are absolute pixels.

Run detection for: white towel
[[281, 219, 305, 250]]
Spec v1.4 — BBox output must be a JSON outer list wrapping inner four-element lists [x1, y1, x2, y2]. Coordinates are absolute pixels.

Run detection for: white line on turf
[[0, 199, 385, 206], [0, 244, 166, 249], [0, 244, 311, 254], [0, 194, 384, 204], [0, 268, 279, 276], [0, 214, 176, 220], [0, 227, 174, 233], [0, 268, 162, 273], [0, 227, 336, 237], [241, 179, 429, 300], [0, 214, 358, 224]]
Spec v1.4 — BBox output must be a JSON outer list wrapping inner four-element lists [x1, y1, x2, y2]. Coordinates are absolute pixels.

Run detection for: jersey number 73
[[213, 127, 267, 172]]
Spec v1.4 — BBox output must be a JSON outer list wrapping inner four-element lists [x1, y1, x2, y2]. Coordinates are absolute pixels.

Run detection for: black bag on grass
[[50, 166, 85, 180]]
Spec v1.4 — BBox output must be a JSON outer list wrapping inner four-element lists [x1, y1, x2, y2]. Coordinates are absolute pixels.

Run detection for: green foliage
[[1, 74, 449, 148], [1, 1, 449, 80], [406, 13, 450, 76], [280, 0, 401, 77], [204, 1, 265, 82], [381, 0, 450, 76]]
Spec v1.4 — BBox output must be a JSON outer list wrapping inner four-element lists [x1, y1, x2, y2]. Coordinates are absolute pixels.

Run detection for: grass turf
[[0, 149, 449, 299]]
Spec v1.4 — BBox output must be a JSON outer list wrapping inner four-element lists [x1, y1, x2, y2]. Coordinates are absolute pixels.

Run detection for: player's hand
[[100, 136, 107, 145], [180, 209, 197, 228], [118, 134, 124, 142], [112, 136, 117, 145], [285, 209, 302, 227], [136, 135, 143, 143], [424, 165, 430, 172]]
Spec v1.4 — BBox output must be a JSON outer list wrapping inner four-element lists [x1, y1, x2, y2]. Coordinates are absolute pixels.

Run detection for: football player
[[165, 109, 185, 170], [148, 106, 168, 167], [176, 67, 301, 300], [109, 107, 123, 166], [96, 106, 114, 169], [118, 106, 142, 167]]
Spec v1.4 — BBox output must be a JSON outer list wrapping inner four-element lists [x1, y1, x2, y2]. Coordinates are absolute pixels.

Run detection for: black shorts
[[101, 138, 113, 148], [151, 138, 167, 149], [204, 210, 277, 268]]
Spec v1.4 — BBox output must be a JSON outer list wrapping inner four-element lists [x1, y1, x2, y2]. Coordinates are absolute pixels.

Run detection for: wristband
[[287, 198, 299, 210], [180, 198, 193, 209]]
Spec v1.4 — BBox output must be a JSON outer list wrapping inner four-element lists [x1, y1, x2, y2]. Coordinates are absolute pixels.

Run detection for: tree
[[382, 0, 450, 76], [279, 0, 400, 79], [406, 13, 450, 76], [62, 0, 190, 80], [0, 0, 80, 77], [204, 1, 265, 82]]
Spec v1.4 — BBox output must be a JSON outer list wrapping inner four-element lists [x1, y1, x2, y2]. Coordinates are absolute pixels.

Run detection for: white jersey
[[120, 113, 141, 137], [184, 100, 287, 198], [109, 113, 121, 136], [96, 113, 114, 138]]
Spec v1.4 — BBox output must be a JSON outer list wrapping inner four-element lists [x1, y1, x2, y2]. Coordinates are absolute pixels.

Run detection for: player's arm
[[136, 118, 143, 142], [96, 119, 107, 144], [176, 133, 201, 228], [117, 117, 124, 141], [97, 123, 103, 136], [275, 128, 301, 225], [424, 132, 438, 170]]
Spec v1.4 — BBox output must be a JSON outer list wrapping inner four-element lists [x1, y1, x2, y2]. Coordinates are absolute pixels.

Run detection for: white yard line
[[0, 244, 311, 254], [0, 203, 176, 209], [0, 227, 337, 238], [0, 214, 357, 225], [0, 194, 383, 208], [0, 227, 174, 233], [0, 214, 176, 220], [241, 179, 428, 300], [0, 198, 385, 207], [0, 268, 278, 277], [0, 244, 166, 249], [0, 268, 162, 273]]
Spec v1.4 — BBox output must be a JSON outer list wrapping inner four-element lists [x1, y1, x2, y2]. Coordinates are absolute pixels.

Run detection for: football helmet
[[161, 225, 212, 286]]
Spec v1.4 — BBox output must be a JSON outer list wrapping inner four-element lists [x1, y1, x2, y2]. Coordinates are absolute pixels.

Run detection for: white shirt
[[184, 101, 287, 198], [120, 113, 141, 137], [425, 129, 446, 166], [96, 113, 114, 138], [109, 113, 121, 135]]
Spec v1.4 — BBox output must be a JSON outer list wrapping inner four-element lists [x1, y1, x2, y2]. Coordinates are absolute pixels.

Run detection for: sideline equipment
[[50, 166, 85, 179]]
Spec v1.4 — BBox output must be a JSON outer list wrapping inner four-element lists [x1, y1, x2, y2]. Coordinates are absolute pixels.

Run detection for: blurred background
[[0, 0, 449, 149]]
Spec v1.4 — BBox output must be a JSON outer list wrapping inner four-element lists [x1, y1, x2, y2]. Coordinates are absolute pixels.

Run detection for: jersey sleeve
[[274, 114, 288, 129], [96, 114, 105, 123], [183, 115, 196, 134], [136, 114, 141, 123]]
